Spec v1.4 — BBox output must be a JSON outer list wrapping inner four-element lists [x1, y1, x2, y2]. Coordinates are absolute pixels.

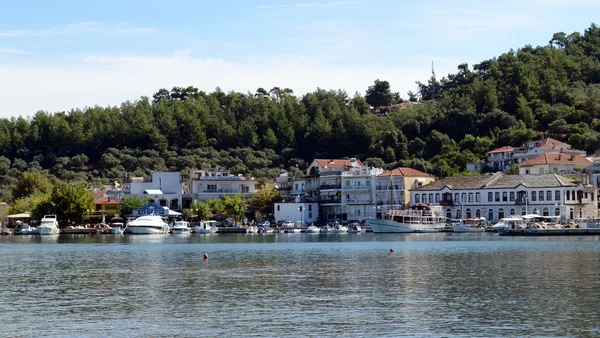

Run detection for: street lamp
[[299, 205, 303, 227]]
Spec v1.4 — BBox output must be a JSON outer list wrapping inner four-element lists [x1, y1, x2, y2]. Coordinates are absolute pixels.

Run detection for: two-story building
[[128, 171, 186, 211], [410, 173, 597, 223], [518, 153, 592, 175], [94, 197, 121, 218], [376, 168, 435, 212], [189, 167, 258, 202]]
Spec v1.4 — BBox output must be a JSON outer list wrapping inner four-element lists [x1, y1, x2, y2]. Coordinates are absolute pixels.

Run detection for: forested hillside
[[1, 24, 600, 201]]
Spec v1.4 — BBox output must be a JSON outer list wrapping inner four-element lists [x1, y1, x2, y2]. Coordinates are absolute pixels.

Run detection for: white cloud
[[0, 48, 29, 54], [0, 22, 158, 37], [0, 51, 462, 118]]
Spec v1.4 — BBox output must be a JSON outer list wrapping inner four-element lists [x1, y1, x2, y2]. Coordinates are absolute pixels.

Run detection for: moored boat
[[452, 217, 487, 233], [194, 220, 218, 234], [367, 204, 446, 233], [38, 215, 60, 235], [306, 224, 320, 233], [126, 215, 169, 234], [170, 220, 191, 234]]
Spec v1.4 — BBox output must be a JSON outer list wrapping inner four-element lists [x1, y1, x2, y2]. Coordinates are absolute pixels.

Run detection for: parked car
[[282, 221, 295, 228], [256, 220, 271, 227]]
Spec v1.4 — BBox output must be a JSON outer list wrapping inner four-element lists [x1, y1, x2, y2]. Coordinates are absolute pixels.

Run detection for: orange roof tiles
[[519, 153, 592, 167], [314, 159, 364, 169], [95, 197, 121, 205], [487, 146, 514, 154], [378, 167, 432, 177]]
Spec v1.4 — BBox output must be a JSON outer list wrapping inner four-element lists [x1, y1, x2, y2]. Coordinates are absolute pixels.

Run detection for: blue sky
[[0, 0, 598, 118]]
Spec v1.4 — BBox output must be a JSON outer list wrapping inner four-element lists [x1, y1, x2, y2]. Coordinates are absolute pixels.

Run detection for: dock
[[60, 228, 100, 235], [499, 228, 600, 236]]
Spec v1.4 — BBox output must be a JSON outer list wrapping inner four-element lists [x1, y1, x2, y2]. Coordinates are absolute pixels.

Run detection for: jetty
[[499, 228, 600, 236]]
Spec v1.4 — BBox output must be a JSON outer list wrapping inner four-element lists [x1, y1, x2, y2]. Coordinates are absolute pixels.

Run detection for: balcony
[[342, 185, 371, 191], [376, 185, 402, 191], [346, 198, 372, 204], [201, 189, 246, 193], [320, 198, 341, 205], [320, 184, 342, 190]]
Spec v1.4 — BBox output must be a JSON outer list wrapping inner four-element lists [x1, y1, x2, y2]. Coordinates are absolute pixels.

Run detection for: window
[[546, 191, 552, 201], [455, 193, 459, 202], [495, 192, 500, 202], [521, 208, 526, 215], [566, 191, 570, 201], [207, 184, 217, 192], [415, 194, 420, 203], [498, 208, 505, 219], [510, 208, 515, 215], [488, 192, 493, 202], [309, 212, 312, 218], [446, 209, 452, 218], [555, 190, 561, 201], [357, 210, 361, 216], [469, 193, 474, 202], [531, 191, 537, 201], [538, 190, 544, 201], [308, 205, 312, 211], [570, 208, 574, 219], [555, 208, 560, 216], [435, 194, 440, 203], [456, 210, 461, 219], [543, 207, 549, 216], [476, 193, 481, 202], [461, 193, 467, 203], [502, 192, 508, 202], [429, 194, 434, 203], [510, 192, 515, 201], [476, 209, 481, 217], [466, 208, 472, 218], [488, 209, 494, 221], [277, 205, 280, 211]]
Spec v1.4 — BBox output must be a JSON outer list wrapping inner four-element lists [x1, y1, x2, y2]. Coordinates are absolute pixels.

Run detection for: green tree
[[248, 184, 280, 218], [190, 200, 212, 220], [222, 194, 247, 220], [48, 182, 94, 225], [121, 195, 148, 216], [12, 171, 53, 200], [365, 79, 393, 108]]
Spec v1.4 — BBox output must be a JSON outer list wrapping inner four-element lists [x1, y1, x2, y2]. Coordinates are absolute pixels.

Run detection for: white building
[[410, 173, 597, 223], [189, 167, 258, 201], [274, 198, 319, 225], [518, 153, 592, 175], [128, 172, 185, 211]]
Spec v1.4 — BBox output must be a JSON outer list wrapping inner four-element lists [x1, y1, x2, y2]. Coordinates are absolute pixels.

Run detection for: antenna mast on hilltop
[[431, 60, 436, 78], [430, 61, 437, 100]]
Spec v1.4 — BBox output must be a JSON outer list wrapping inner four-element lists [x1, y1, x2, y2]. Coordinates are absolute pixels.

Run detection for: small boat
[[125, 215, 169, 234], [332, 224, 348, 233], [320, 225, 333, 233], [246, 225, 259, 234], [306, 224, 320, 233], [194, 220, 218, 234], [452, 217, 487, 233], [258, 227, 274, 234], [109, 222, 124, 235], [170, 220, 191, 234], [38, 215, 60, 235], [347, 223, 365, 234], [2, 225, 11, 236], [14, 221, 38, 235]]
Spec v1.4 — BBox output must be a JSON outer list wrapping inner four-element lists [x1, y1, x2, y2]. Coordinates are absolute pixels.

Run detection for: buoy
[[203, 253, 209, 260], [390, 248, 394, 253]]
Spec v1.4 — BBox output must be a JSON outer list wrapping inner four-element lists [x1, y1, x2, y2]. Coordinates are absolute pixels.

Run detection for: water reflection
[[0, 234, 599, 336]]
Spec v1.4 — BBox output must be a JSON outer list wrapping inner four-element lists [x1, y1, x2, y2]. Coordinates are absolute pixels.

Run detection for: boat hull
[[171, 228, 191, 234], [127, 226, 168, 234], [368, 218, 444, 233], [452, 225, 485, 233], [37, 226, 59, 235]]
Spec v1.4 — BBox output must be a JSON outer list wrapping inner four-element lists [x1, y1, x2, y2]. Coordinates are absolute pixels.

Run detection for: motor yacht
[[38, 215, 60, 235], [194, 220, 218, 234], [125, 215, 169, 234], [170, 220, 191, 234]]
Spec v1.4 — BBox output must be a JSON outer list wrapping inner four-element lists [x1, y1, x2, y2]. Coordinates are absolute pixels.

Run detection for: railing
[[346, 198, 372, 204], [320, 184, 342, 190], [440, 200, 454, 206], [343, 185, 371, 190], [202, 189, 246, 193], [320, 198, 342, 204], [376, 185, 402, 191]]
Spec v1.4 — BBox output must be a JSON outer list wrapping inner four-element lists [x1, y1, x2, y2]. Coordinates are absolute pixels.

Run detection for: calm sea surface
[[1, 233, 599, 337]]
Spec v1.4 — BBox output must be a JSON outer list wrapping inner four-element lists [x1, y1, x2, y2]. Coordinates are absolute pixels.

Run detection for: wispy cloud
[[259, 1, 358, 10], [0, 48, 30, 54], [0, 22, 158, 37]]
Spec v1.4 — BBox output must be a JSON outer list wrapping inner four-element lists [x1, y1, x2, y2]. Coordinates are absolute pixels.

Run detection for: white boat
[[285, 227, 301, 233], [194, 220, 218, 234], [258, 227, 274, 234], [306, 224, 320, 233], [126, 216, 169, 234], [332, 224, 348, 233], [14, 221, 38, 235], [109, 222, 124, 235], [368, 204, 446, 233], [246, 225, 259, 234], [320, 225, 333, 233], [348, 223, 365, 233], [2, 225, 11, 236], [452, 217, 487, 233], [493, 217, 526, 232], [170, 220, 191, 234], [38, 215, 60, 235]]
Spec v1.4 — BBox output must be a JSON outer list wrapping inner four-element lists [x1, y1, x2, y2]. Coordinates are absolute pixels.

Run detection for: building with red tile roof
[[518, 153, 592, 175]]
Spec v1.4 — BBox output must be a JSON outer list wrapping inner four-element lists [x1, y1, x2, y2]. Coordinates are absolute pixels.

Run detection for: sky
[[0, 0, 598, 118]]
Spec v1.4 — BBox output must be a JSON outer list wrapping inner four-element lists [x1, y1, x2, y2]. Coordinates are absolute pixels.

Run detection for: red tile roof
[[314, 159, 364, 169], [487, 146, 514, 154], [519, 153, 592, 167], [95, 197, 121, 205], [378, 167, 432, 177]]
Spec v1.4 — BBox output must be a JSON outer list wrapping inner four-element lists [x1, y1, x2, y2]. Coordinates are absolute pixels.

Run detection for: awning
[[163, 207, 181, 216], [7, 213, 31, 218], [144, 189, 163, 195]]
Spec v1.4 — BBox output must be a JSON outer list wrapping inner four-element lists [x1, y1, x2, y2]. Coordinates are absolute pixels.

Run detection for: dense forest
[[2, 24, 600, 202]]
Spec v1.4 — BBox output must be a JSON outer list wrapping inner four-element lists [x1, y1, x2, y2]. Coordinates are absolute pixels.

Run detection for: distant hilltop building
[[468, 137, 587, 173]]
